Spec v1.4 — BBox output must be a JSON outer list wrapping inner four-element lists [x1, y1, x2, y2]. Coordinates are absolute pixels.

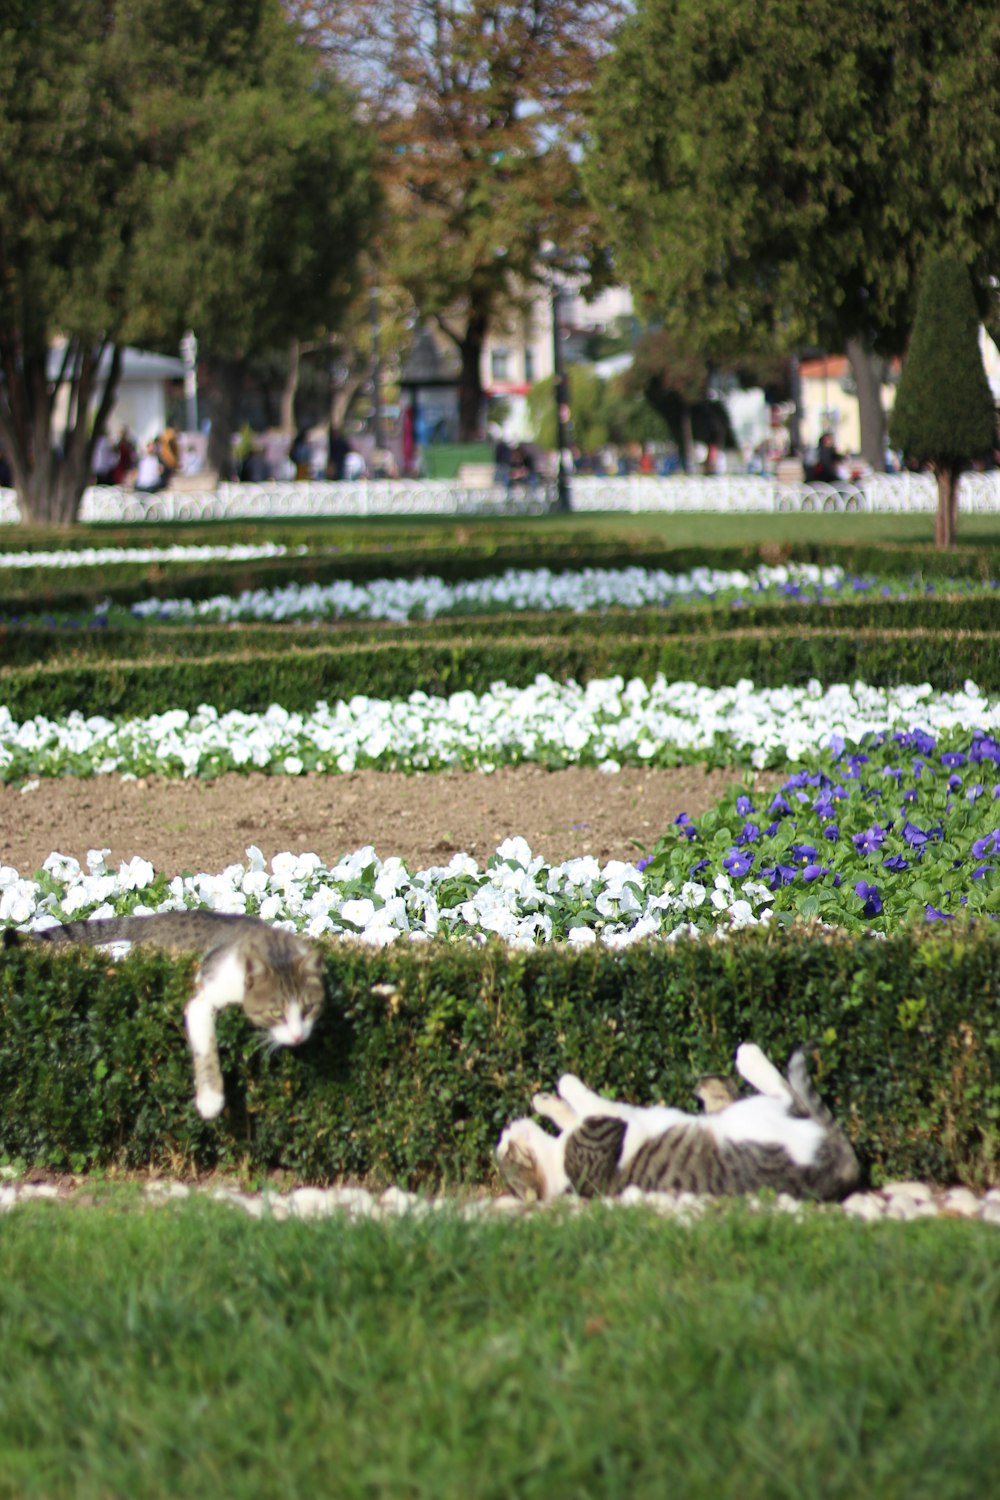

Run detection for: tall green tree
[[294, 0, 624, 441], [889, 257, 996, 548], [0, 0, 375, 524], [583, 0, 1000, 471]]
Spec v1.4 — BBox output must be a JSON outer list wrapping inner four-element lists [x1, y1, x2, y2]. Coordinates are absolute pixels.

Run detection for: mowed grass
[[40, 508, 1000, 555], [0, 1199, 997, 1500]]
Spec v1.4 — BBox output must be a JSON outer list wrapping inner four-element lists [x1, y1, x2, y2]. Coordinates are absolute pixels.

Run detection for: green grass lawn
[[1, 1197, 997, 1499], [24, 507, 1000, 556]]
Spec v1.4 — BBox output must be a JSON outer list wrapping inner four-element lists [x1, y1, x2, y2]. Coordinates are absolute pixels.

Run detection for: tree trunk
[[280, 339, 301, 437], [681, 405, 695, 472], [456, 312, 487, 442], [204, 357, 246, 479], [4, 340, 122, 527], [935, 465, 958, 548], [846, 338, 886, 472], [329, 372, 366, 434]]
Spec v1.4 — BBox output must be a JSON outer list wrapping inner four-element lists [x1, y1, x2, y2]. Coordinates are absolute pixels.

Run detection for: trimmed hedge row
[[1, 927, 998, 1188], [3, 536, 999, 617], [3, 627, 999, 719], [4, 594, 1000, 669]]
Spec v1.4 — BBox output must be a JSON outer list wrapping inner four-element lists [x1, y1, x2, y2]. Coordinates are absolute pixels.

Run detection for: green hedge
[[3, 626, 999, 719], [3, 535, 998, 616], [1, 928, 998, 1188], [4, 593, 1000, 669]]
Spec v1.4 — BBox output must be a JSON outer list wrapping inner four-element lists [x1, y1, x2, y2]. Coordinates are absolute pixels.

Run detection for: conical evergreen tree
[[889, 256, 996, 547]]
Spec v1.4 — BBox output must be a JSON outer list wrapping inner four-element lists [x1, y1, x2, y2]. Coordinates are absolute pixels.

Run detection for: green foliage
[[0, 0, 376, 525], [526, 361, 674, 451], [3, 621, 1000, 722], [2, 930, 1000, 1186], [585, 0, 1000, 364], [526, 365, 610, 452], [8, 594, 1000, 670], [889, 256, 997, 468]]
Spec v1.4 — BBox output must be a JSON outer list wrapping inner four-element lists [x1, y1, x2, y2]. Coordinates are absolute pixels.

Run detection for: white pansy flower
[[340, 897, 376, 929], [42, 853, 81, 882], [118, 857, 155, 891], [567, 926, 598, 946]]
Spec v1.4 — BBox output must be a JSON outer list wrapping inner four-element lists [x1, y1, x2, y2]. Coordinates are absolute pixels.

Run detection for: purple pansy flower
[[852, 824, 886, 855], [760, 863, 797, 890], [854, 880, 882, 916], [723, 849, 754, 878]]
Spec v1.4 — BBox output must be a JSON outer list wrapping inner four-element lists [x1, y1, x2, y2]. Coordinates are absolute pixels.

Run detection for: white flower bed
[[2, 675, 998, 782], [2, 675, 999, 950], [127, 563, 847, 623], [1, 839, 764, 951], [0, 542, 297, 569]]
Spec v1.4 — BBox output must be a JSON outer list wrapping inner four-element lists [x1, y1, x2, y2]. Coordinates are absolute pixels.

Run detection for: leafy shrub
[[2, 929, 998, 1188]]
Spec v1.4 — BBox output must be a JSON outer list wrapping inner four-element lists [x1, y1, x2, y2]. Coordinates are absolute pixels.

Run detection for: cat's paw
[[734, 1043, 791, 1102], [196, 1087, 226, 1120], [496, 1120, 544, 1201], [532, 1091, 577, 1130]]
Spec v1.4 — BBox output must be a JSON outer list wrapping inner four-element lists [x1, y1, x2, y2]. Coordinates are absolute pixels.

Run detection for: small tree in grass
[[889, 256, 996, 548]]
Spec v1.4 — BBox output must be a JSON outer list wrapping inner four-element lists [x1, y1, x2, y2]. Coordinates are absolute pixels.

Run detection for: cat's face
[[243, 947, 325, 1046]]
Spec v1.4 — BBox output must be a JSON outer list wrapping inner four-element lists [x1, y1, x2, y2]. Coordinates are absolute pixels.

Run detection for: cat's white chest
[[195, 947, 248, 1008]]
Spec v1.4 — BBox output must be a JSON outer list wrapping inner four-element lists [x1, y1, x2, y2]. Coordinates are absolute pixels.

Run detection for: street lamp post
[[369, 282, 384, 452], [550, 280, 573, 512], [180, 329, 198, 433]]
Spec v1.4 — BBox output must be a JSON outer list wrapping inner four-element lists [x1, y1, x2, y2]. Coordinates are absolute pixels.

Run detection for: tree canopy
[[0, 0, 376, 523], [583, 0, 1000, 468], [293, 0, 625, 440]]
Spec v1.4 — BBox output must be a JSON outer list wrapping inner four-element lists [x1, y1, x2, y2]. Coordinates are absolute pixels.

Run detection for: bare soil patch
[[1, 765, 773, 877]]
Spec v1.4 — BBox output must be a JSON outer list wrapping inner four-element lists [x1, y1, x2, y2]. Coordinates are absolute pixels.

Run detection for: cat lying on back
[[4, 912, 325, 1120], [497, 1043, 859, 1203]]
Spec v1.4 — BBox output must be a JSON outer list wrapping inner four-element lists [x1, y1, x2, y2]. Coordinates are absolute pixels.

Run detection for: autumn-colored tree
[[293, 0, 624, 441], [889, 257, 996, 548]]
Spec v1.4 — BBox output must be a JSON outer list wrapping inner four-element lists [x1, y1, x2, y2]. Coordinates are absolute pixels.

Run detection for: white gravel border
[[2, 1178, 998, 1226]]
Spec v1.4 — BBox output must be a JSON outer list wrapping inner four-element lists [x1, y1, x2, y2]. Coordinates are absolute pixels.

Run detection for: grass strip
[[0, 1198, 996, 1500]]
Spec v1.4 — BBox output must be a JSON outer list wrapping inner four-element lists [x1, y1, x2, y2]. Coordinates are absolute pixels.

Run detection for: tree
[[0, 0, 376, 523], [888, 257, 996, 548], [583, 0, 1000, 470], [293, 0, 624, 441], [527, 365, 609, 455]]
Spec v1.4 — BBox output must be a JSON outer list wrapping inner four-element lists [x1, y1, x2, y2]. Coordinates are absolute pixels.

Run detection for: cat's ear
[[298, 945, 325, 981], [243, 952, 266, 990], [3, 927, 24, 950]]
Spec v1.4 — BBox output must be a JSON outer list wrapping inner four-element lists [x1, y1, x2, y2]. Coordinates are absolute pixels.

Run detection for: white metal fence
[[2, 470, 999, 524]]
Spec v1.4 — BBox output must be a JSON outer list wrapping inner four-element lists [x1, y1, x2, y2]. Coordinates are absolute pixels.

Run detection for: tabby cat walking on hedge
[[497, 1043, 859, 1203], [4, 912, 325, 1119]]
